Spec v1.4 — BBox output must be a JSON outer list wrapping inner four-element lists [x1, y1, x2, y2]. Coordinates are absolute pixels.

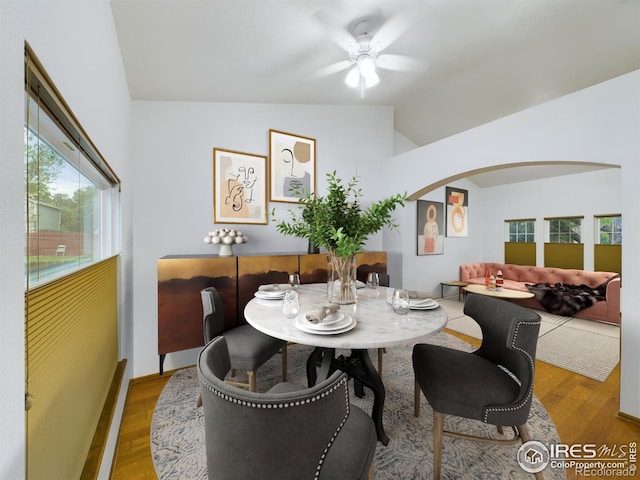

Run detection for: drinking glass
[[282, 289, 300, 318], [391, 289, 410, 315], [288, 273, 301, 290], [366, 272, 380, 289]]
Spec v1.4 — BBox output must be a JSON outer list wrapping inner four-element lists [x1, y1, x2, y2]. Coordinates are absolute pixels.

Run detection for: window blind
[[26, 256, 119, 479]]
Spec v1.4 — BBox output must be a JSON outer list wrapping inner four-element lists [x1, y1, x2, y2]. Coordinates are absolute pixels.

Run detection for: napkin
[[305, 304, 340, 324], [407, 290, 432, 299], [258, 283, 291, 292]]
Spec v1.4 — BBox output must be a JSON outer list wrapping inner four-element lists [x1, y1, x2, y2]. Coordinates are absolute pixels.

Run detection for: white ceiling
[[110, 0, 639, 185]]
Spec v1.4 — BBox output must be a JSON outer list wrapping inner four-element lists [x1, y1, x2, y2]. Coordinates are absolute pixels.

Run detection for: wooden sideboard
[[157, 251, 387, 374]]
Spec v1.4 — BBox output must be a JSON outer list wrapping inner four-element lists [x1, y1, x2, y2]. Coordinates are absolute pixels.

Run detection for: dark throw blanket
[[525, 275, 619, 317]]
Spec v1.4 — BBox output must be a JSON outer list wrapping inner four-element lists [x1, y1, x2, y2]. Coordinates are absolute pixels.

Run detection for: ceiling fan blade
[[312, 8, 358, 53], [370, 10, 416, 53], [375, 54, 424, 72], [315, 60, 352, 78]]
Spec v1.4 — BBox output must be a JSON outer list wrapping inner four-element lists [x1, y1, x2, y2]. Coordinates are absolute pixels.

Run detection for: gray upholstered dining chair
[[412, 293, 544, 480], [198, 336, 377, 480], [201, 287, 286, 392]]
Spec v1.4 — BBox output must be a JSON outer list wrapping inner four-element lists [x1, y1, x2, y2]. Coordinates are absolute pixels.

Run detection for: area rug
[[440, 298, 620, 382], [151, 333, 564, 480]]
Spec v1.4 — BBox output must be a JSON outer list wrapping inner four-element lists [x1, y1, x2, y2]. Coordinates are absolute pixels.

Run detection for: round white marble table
[[244, 283, 448, 445]]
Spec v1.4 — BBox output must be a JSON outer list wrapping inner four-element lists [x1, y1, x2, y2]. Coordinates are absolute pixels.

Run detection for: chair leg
[[518, 423, 545, 480], [433, 411, 444, 480], [378, 348, 384, 373], [414, 377, 421, 417], [248, 370, 256, 392], [281, 343, 288, 382], [230, 368, 237, 378], [368, 462, 375, 480]]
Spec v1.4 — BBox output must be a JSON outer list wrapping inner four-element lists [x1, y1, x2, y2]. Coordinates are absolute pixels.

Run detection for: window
[[25, 48, 120, 287], [595, 215, 622, 245], [506, 219, 535, 242], [546, 217, 582, 244]]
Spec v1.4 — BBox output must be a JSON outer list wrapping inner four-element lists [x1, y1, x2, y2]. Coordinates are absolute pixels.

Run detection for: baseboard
[[131, 364, 196, 385], [617, 411, 640, 426], [80, 359, 127, 480]]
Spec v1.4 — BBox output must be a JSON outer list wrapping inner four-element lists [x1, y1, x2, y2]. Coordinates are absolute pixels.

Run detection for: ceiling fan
[[314, 10, 421, 97]]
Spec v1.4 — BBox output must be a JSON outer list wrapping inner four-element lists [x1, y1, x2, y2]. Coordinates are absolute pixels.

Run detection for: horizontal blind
[[25, 44, 120, 186], [26, 256, 119, 480]]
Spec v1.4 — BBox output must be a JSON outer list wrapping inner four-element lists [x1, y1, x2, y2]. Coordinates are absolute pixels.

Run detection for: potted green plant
[[273, 171, 406, 303]]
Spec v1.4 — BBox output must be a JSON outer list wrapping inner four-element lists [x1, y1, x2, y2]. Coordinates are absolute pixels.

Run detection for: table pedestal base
[[306, 347, 389, 446]]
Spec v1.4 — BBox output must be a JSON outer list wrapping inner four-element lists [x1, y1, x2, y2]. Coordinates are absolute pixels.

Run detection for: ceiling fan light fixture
[[364, 71, 379, 88], [345, 66, 360, 88], [345, 52, 379, 90], [358, 55, 376, 77]]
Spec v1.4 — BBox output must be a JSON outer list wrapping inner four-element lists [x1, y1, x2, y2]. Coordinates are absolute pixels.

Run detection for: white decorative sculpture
[[204, 228, 249, 256]]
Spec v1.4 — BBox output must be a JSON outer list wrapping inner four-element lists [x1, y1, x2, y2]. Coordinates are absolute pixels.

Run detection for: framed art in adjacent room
[[269, 129, 316, 203], [445, 186, 468, 237], [417, 199, 444, 255], [213, 148, 267, 224]]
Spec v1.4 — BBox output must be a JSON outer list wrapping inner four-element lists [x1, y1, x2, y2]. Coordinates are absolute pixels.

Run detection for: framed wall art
[[417, 200, 444, 255], [445, 186, 468, 237], [269, 129, 316, 203], [213, 148, 267, 224]]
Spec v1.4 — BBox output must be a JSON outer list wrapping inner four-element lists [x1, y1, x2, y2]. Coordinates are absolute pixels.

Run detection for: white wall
[[387, 71, 640, 417], [482, 168, 622, 269], [0, 1, 132, 478], [130, 101, 394, 376]]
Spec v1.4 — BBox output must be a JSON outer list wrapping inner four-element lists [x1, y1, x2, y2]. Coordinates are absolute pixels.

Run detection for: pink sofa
[[459, 262, 621, 325]]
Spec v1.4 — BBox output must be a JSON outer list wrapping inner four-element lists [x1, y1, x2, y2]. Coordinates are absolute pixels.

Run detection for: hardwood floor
[[110, 330, 639, 479]]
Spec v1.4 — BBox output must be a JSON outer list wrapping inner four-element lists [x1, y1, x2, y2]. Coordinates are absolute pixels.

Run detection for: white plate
[[409, 301, 440, 310], [356, 280, 366, 289], [385, 297, 440, 310], [410, 298, 437, 308], [254, 291, 285, 300], [294, 315, 357, 335], [299, 313, 350, 331]]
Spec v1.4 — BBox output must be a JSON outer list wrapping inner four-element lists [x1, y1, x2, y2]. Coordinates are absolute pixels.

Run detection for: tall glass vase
[[327, 254, 358, 304]]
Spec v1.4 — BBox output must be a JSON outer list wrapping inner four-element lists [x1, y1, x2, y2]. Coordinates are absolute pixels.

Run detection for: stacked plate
[[254, 289, 286, 300], [294, 312, 357, 335], [385, 297, 440, 310], [408, 298, 439, 310]]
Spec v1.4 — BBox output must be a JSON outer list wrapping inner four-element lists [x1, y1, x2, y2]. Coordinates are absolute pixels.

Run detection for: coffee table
[[463, 283, 534, 299]]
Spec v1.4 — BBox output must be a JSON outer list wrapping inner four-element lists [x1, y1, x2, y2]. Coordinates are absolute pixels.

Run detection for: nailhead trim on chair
[[483, 320, 538, 423], [200, 375, 351, 478], [315, 380, 351, 479]]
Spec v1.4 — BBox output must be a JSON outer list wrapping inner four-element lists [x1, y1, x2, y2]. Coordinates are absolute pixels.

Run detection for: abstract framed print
[[417, 200, 444, 255], [213, 148, 267, 224], [269, 129, 316, 203], [445, 186, 468, 237]]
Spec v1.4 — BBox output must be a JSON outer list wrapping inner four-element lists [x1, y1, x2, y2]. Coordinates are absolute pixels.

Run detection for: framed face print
[[213, 148, 267, 224], [269, 130, 316, 203]]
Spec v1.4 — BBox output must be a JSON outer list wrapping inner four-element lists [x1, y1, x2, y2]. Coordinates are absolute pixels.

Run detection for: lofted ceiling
[[110, 0, 639, 186]]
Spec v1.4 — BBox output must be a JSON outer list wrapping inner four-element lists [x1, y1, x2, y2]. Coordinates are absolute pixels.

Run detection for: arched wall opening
[[407, 161, 619, 200]]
